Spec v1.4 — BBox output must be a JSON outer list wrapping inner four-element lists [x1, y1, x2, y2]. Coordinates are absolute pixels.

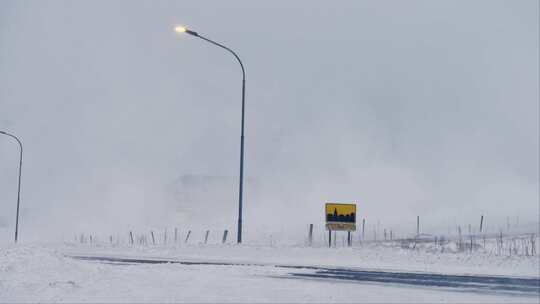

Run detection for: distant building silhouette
[[172, 174, 259, 223], [326, 207, 356, 223]]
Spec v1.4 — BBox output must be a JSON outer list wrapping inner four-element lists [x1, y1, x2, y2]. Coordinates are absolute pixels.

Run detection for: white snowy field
[[1, 242, 539, 303]]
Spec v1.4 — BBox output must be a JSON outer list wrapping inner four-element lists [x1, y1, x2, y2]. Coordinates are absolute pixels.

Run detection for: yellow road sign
[[325, 203, 356, 231]]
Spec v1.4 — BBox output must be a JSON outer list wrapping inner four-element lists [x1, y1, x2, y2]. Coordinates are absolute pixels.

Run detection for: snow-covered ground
[[1, 242, 539, 303]]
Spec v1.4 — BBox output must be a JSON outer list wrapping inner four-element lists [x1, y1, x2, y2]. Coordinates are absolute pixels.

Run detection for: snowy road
[[3, 245, 540, 303], [69, 255, 540, 296]]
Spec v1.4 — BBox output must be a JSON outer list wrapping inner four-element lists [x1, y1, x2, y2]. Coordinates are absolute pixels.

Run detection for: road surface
[[69, 255, 540, 296]]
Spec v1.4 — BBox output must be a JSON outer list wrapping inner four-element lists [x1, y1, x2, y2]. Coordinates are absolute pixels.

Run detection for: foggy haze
[[0, 0, 538, 242]]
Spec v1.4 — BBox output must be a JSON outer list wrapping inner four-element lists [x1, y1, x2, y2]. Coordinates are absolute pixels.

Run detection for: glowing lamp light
[[174, 26, 187, 33]]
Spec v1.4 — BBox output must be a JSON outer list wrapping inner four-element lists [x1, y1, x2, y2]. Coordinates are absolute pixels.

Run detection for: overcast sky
[[0, 0, 538, 242]]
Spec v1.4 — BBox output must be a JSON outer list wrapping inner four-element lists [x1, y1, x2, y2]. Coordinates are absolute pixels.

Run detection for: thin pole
[[417, 216, 420, 236], [0, 131, 23, 243], [238, 77, 245, 244], [328, 229, 332, 248], [479, 215, 484, 233], [362, 218, 365, 240], [184, 30, 246, 244], [308, 224, 313, 246]]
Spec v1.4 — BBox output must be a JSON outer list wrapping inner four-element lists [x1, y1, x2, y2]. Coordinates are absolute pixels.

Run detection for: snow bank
[[0, 244, 99, 302]]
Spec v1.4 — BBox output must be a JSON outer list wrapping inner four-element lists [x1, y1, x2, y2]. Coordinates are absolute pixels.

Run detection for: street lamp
[[0, 131, 23, 243], [174, 25, 246, 244]]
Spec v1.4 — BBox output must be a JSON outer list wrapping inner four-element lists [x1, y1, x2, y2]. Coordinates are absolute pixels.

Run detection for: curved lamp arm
[[181, 28, 245, 81]]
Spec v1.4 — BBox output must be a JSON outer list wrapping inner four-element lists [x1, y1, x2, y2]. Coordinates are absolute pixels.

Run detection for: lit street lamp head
[[174, 25, 186, 33], [174, 25, 198, 37]]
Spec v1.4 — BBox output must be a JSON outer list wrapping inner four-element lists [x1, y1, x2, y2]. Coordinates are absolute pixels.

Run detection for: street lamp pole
[[175, 26, 246, 244], [0, 131, 23, 243]]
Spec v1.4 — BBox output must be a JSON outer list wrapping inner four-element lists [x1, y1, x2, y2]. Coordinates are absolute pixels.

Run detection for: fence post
[[185, 230, 191, 243], [174, 228, 178, 244], [308, 224, 314, 246], [417, 216, 420, 236], [479, 215, 484, 233], [362, 218, 365, 241], [531, 235, 536, 256], [347, 231, 351, 247], [164, 229, 167, 245], [222, 230, 228, 244], [151, 231, 156, 245], [204, 230, 210, 244], [458, 226, 463, 251]]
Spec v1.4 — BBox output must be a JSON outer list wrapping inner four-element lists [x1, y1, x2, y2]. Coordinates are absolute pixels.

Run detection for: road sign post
[[328, 229, 332, 248]]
